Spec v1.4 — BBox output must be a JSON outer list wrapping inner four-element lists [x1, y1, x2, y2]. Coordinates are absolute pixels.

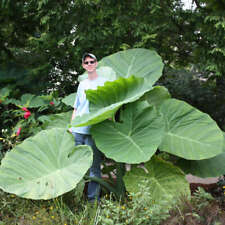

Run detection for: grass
[[0, 185, 225, 225], [0, 189, 93, 225]]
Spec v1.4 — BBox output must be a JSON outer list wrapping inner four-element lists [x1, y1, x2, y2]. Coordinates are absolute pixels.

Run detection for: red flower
[[22, 107, 29, 112], [50, 101, 54, 105], [16, 128, 21, 136], [24, 111, 31, 119]]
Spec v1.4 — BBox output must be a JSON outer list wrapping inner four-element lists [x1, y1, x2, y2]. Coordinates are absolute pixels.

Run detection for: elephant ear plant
[[0, 49, 224, 206]]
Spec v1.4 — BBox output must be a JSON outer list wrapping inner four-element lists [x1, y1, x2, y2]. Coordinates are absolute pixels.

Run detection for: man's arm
[[69, 86, 80, 132], [69, 108, 77, 133], [70, 85, 80, 124], [71, 108, 77, 122]]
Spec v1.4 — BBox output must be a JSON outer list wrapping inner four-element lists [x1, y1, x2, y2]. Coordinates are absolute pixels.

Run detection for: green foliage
[[1, 0, 224, 101], [2, 0, 224, 97], [0, 0, 81, 95], [197, 10, 225, 77], [98, 180, 172, 225], [7, 94, 47, 108], [0, 86, 72, 152], [1, 48, 224, 202], [177, 152, 225, 178], [0, 189, 85, 225], [163, 187, 225, 225], [193, 187, 214, 208], [0, 65, 45, 95], [1, 185, 224, 225]]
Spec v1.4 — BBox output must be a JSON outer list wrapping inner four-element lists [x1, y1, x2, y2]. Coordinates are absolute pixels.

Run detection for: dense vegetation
[[1, 0, 225, 127], [0, 0, 225, 224], [1, 0, 225, 91]]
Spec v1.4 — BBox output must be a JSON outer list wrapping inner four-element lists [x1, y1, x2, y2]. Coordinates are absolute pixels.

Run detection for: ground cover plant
[[0, 181, 225, 225], [0, 48, 225, 214]]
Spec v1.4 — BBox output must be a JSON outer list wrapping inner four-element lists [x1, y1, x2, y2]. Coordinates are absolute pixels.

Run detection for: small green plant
[[193, 187, 214, 209], [97, 180, 172, 225]]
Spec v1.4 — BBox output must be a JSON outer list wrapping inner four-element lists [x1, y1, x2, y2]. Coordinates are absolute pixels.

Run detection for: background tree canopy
[[0, 0, 225, 126]]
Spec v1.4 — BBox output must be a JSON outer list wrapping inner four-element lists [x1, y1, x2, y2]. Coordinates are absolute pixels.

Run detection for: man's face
[[82, 56, 98, 73]]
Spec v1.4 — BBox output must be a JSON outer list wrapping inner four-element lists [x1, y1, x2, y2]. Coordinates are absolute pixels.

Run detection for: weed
[[97, 180, 172, 225]]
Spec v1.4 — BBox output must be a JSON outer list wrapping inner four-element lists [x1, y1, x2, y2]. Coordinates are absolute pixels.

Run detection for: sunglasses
[[84, 60, 96, 65]]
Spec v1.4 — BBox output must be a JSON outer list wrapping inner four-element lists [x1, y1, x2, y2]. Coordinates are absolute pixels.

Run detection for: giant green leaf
[[71, 76, 152, 128], [91, 102, 165, 164], [124, 156, 190, 203], [38, 111, 72, 129], [98, 48, 164, 85], [159, 99, 224, 160], [78, 66, 117, 82], [177, 133, 225, 178], [0, 128, 93, 200]]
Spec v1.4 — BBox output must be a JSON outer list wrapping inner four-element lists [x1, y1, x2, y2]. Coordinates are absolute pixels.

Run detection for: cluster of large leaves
[[90, 90, 224, 200], [73, 48, 224, 177], [0, 48, 160, 200], [91, 92, 224, 164], [0, 48, 224, 202]]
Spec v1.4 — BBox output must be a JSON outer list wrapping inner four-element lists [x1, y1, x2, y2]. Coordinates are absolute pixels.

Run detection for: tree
[[0, 0, 224, 95]]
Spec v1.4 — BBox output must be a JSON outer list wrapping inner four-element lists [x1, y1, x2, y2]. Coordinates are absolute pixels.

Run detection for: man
[[70, 53, 107, 202]]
